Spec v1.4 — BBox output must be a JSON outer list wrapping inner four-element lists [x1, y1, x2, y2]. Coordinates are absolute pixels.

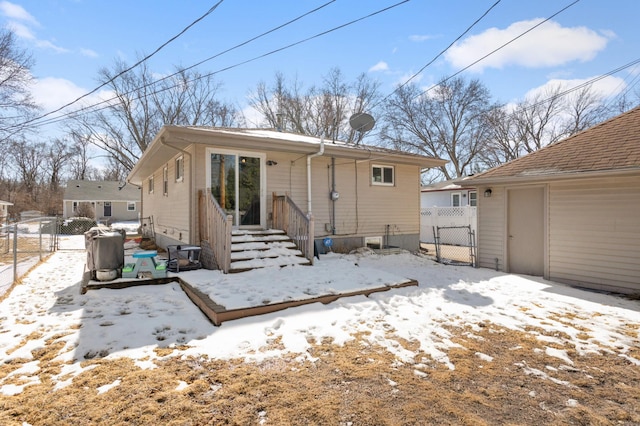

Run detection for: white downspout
[[307, 137, 325, 214]]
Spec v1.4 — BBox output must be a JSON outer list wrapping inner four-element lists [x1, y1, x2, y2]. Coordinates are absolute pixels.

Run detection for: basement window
[[372, 165, 394, 186]]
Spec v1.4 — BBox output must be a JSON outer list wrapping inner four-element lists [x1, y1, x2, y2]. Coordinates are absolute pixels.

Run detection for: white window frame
[[175, 155, 184, 182], [372, 164, 394, 186], [163, 166, 169, 196], [148, 175, 154, 194], [72, 201, 78, 212], [127, 201, 136, 211], [469, 191, 477, 207], [451, 192, 461, 207]]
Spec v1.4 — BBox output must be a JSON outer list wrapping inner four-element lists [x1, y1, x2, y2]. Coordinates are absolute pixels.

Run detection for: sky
[[2, 0, 640, 138], [1, 236, 639, 398]]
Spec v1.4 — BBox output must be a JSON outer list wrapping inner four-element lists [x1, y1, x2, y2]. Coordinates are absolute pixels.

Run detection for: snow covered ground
[[1, 240, 639, 396]]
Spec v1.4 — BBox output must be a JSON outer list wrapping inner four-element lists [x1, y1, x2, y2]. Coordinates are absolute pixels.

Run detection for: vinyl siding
[[477, 186, 505, 271], [548, 176, 640, 293], [142, 151, 191, 244]]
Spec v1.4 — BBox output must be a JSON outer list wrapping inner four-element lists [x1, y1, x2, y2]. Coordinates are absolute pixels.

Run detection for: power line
[[376, 0, 502, 108], [31, 0, 337, 129], [413, 0, 581, 100], [9, 0, 225, 131], [21, 0, 411, 131]]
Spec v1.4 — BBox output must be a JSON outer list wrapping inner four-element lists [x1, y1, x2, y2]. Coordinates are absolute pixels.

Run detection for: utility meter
[[330, 191, 339, 201]]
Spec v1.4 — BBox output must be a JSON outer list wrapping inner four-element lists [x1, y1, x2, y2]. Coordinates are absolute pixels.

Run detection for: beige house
[[464, 106, 640, 294], [63, 180, 141, 224], [127, 126, 445, 271]]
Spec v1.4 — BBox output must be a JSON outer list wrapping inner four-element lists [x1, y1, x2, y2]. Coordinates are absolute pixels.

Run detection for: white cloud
[[6, 21, 35, 39], [445, 19, 611, 72], [32, 76, 112, 113], [409, 34, 436, 42], [0, 1, 38, 26], [369, 61, 389, 72], [523, 75, 626, 101], [80, 48, 99, 58]]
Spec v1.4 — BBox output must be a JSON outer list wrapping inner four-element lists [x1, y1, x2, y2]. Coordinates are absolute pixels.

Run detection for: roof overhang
[[459, 167, 640, 186], [128, 126, 447, 185]]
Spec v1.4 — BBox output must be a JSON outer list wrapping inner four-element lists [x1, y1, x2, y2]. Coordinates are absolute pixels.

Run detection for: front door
[[507, 187, 544, 276], [209, 151, 264, 228]]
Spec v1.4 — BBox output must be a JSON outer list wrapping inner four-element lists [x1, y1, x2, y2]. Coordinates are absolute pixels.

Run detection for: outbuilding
[[464, 107, 640, 294]]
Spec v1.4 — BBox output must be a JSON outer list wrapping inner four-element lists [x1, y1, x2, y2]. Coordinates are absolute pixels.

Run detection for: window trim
[[163, 166, 169, 196], [148, 175, 154, 194], [451, 192, 461, 207], [175, 155, 184, 182], [127, 201, 136, 212], [371, 164, 395, 186], [468, 191, 477, 207]]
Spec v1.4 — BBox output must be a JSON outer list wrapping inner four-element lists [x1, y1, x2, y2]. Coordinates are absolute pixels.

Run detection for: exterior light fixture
[[484, 188, 492, 197], [266, 160, 278, 166]]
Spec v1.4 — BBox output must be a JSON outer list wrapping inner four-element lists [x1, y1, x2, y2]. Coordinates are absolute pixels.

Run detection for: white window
[[469, 191, 477, 207], [372, 165, 394, 186], [72, 201, 78, 212], [148, 175, 154, 194], [175, 155, 184, 182], [451, 192, 461, 207], [163, 166, 169, 196], [127, 202, 136, 211]]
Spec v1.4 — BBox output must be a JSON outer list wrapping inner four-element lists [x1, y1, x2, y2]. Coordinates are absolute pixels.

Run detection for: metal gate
[[56, 217, 96, 250], [432, 225, 476, 267]]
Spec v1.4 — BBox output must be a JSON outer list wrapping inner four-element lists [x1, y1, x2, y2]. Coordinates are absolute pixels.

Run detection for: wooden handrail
[[199, 189, 232, 273], [272, 193, 315, 263]]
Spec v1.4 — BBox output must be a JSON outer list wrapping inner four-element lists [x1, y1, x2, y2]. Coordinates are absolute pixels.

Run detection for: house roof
[[127, 126, 447, 185], [421, 176, 475, 193], [466, 106, 640, 184], [63, 180, 141, 201]]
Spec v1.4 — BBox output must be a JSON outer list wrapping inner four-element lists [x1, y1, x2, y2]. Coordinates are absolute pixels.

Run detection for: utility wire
[[413, 0, 581, 100], [22, 0, 410, 131], [375, 0, 502, 109], [10, 0, 225, 130], [30, 0, 337, 129]]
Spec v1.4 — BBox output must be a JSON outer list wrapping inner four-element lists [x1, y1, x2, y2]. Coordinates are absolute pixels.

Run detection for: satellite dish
[[349, 112, 375, 133]]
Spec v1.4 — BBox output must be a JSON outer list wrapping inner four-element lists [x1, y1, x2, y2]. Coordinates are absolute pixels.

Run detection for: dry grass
[[1, 320, 639, 425]]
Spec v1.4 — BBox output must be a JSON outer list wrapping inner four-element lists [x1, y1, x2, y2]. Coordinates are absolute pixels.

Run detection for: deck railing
[[199, 190, 232, 273], [272, 193, 315, 263]]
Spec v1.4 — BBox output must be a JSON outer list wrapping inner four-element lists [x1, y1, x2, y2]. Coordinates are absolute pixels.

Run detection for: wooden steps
[[229, 229, 311, 273]]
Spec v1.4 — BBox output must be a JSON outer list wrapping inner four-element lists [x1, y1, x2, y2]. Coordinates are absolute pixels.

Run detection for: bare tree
[[381, 76, 495, 180], [0, 29, 39, 139], [559, 85, 609, 136], [69, 58, 241, 173], [248, 68, 381, 143], [44, 138, 73, 192], [68, 132, 99, 180], [477, 106, 520, 169], [8, 139, 45, 202]]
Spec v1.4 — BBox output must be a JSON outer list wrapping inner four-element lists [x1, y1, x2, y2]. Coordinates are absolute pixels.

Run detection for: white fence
[[420, 207, 477, 244]]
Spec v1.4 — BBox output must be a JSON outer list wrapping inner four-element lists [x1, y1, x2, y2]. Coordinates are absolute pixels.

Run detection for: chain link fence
[[431, 225, 476, 267], [0, 217, 58, 297]]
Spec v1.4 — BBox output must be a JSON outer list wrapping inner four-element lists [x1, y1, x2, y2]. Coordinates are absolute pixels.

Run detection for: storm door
[[209, 151, 264, 228]]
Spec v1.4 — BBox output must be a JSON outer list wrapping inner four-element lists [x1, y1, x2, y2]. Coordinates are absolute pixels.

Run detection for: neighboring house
[[0, 200, 12, 223], [463, 106, 640, 294], [126, 126, 446, 268], [419, 178, 477, 244], [420, 177, 477, 208], [62, 180, 141, 223]]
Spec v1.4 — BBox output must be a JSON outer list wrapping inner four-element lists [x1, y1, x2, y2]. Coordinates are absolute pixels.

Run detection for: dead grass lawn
[[1, 320, 639, 425]]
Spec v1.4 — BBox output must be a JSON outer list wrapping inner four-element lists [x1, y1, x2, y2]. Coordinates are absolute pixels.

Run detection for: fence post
[[12, 225, 17, 283], [39, 218, 43, 261]]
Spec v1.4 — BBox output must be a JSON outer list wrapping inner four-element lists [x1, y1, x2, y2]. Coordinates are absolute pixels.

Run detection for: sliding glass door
[[209, 151, 264, 228]]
